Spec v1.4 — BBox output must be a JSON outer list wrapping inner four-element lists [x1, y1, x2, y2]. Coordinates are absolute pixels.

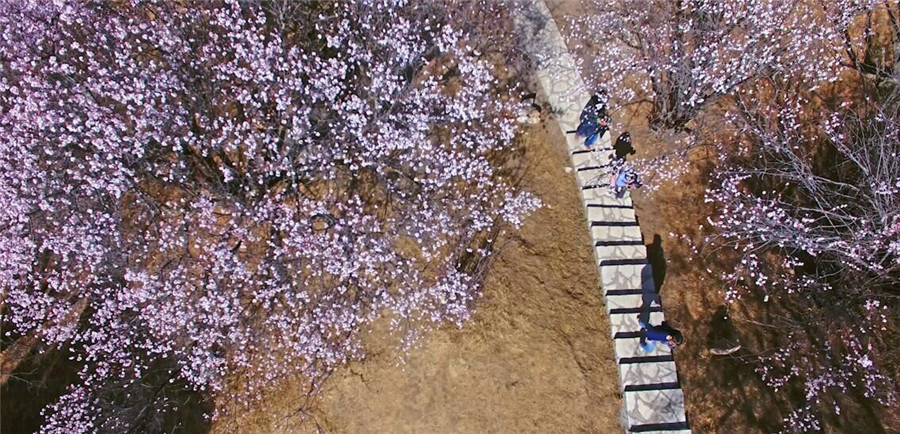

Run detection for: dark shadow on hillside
[[1, 345, 80, 433], [688, 296, 890, 433], [689, 291, 789, 432], [1, 347, 212, 433]]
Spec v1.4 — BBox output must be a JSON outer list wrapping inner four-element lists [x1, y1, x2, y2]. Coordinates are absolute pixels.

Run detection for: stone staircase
[[514, 1, 691, 432]]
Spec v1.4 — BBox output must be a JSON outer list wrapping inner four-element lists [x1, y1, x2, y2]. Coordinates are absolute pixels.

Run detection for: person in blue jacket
[[638, 320, 684, 352], [609, 163, 642, 198]]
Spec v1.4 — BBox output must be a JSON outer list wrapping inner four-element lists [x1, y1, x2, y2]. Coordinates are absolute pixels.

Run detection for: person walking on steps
[[609, 163, 642, 199], [638, 319, 684, 352], [580, 89, 608, 121], [571, 89, 611, 148]]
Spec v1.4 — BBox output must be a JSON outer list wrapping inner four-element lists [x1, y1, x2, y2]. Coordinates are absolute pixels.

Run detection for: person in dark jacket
[[638, 319, 683, 352], [575, 90, 610, 148], [580, 90, 608, 121]]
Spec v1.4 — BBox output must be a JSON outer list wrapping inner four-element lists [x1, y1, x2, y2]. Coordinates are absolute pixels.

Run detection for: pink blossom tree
[[0, 0, 539, 431]]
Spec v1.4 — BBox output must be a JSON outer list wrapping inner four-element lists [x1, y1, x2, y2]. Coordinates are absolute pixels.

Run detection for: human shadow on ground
[[613, 132, 636, 161], [646, 234, 666, 292]]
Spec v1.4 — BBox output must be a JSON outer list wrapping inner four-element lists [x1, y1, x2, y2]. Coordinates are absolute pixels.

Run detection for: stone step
[[580, 180, 612, 191], [565, 136, 587, 154], [619, 361, 680, 392], [608, 311, 666, 338], [581, 184, 634, 202], [576, 167, 609, 188], [600, 258, 650, 267], [629, 430, 692, 434], [609, 303, 662, 317], [630, 422, 691, 433], [600, 263, 655, 292], [570, 149, 609, 170], [571, 146, 613, 159], [596, 243, 647, 262], [591, 224, 642, 244], [591, 224, 643, 243], [624, 389, 688, 432], [575, 162, 610, 173], [587, 206, 636, 222], [596, 240, 643, 247], [620, 355, 676, 365], [587, 202, 634, 210], [604, 293, 661, 315], [571, 146, 612, 155], [605, 287, 651, 296], [615, 337, 672, 362], [604, 294, 643, 314], [581, 188, 633, 207], [571, 145, 612, 154]]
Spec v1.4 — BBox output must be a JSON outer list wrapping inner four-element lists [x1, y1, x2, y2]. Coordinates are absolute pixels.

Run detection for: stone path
[[513, 2, 691, 432]]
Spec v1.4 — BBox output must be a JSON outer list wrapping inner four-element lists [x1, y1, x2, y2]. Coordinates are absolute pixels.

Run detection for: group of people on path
[[571, 90, 642, 198], [525, 90, 745, 355], [574, 90, 682, 352]]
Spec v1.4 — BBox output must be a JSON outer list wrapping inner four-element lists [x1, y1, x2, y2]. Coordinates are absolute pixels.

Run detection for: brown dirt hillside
[[224, 118, 623, 433]]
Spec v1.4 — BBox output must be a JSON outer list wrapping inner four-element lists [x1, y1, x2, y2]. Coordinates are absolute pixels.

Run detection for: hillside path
[[513, 2, 692, 432]]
